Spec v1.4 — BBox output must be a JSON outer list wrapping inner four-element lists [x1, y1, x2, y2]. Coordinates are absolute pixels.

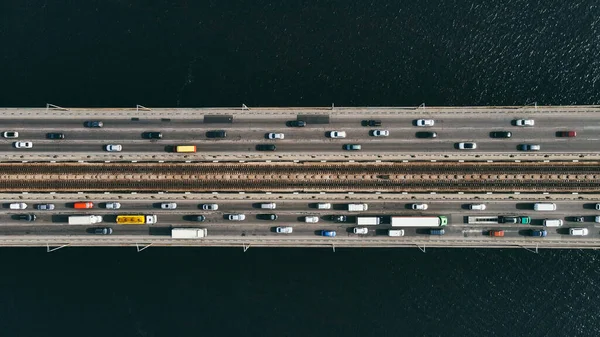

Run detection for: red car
[[557, 131, 576, 137]]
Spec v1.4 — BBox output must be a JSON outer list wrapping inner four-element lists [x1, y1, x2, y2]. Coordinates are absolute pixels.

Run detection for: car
[[343, 144, 361, 151], [316, 203, 332, 209], [370, 130, 389, 137], [573, 216, 585, 223], [596, 203, 600, 211], [143, 132, 162, 139], [84, 121, 104, 128], [329, 131, 347, 138], [429, 229, 445, 235], [202, 204, 219, 210], [160, 202, 177, 209], [191, 215, 206, 222], [321, 230, 336, 237], [305, 216, 319, 223], [557, 131, 576, 137], [227, 214, 246, 221], [288, 120, 306, 127], [457, 142, 477, 150], [489, 230, 505, 237], [415, 131, 437, 138], [36, 203, 55, 210], [46, 133, 65, 139], [14, 141, 33, 149], [206, 130, 227, 138], [276, 226, 293, 234], [334, 215, 347, 222], [260, 203, 277, 209], [362, 120, 381, 127], [17, 214, 36, 221], [411, 203, 428, 210], [105, 144, 123, 152], [94, 227, 113, 235], [353, 227, 368, 235], [9, 202, 27, 210], [569, 228, 589, 236], [518, 144, 541, 151], [2, 131, 18, 138], [105, 202, 121, 209], [416, 119, 435, 127], [257, 214, 278, 221], [469, 204, 487, 210], [515, 119, 534, 127], [531, 230, 548, 237], [490, 131, 512, 138], [256, 144, 276, 151], [267, 133, 285, 140]]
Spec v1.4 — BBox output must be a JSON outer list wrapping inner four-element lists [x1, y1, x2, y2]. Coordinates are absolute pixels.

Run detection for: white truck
[[171, 228, 208, 239], [356, 217, 381, 225], [391, 216, 448, 227], [68, 215, 103, 225], [348, 203, 368, 211]]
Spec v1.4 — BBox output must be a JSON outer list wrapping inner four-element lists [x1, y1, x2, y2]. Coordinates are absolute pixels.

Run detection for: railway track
[[0, 162, 599, 192]]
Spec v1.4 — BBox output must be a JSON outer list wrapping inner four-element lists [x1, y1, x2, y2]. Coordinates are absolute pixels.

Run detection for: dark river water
[[1, 1, 600, 336]]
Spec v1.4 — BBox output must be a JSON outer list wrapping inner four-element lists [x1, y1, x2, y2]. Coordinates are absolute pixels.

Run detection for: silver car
[[202, 203, 219, 210], [267, 133, 285, 140], [36, 203, 55, 210], [371, 130, 389, 137], [105, 202, 121, 209], [416, 119, 435, 127], [276, 226, 293, 234], [228, 214, 246, 221], [161, 202, 177, 209], [105, 144, 123, 152]]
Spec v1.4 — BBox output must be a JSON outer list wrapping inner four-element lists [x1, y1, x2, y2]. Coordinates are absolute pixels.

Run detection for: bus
[[391, 216, 448, 227], [175, 145, 197, 153], [116, 215, 158, 225]]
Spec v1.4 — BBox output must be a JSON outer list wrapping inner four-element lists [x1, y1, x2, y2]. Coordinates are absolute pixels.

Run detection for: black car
[[288, 120, 306, 127], [362, 120, 381, 127], [143, 132, 163, 139], [334, 215, 347, 222], [17, 214, 36, 221], [94, 227, 113, 235], [256, 144, 276, 151], [257, 214, 278, 221], [499, 216, 517, 224], [84, 121, 103, 128], [191, 215, 206, 222], [573, 216, 585, 222], [206, 130, 227, 138], [46, 132, 65, 139], [415, 131, 437, 138], [490, 131, 512, 138]]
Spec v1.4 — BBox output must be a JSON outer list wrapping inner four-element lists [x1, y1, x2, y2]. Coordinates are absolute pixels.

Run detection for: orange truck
[[74, 202, 94, 209]]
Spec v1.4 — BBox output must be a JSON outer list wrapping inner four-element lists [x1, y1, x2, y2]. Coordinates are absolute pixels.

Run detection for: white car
[[458, 142, 477, 150], [14, 141, 33, 149], [515, 119, 535, 126], [276, 226, 293, 234], [105, 144, 123, 152], [569, 228, 589, 236], [371, 130, 389, 137], [469, 204, 487, 210], [105, 202, 121, 209], [305, 216, 319, 223], [416, 119, 435, 127], [9, 202, 27, 210], [268, 133, 285, 140], [2, 131, 18, 138], [353, 227, 368, 235], [228, 214, 246, 221], [329, 131, 347, 138], [161, 202, 177, 209], [202, 203, 219, 210], [411, 203, 428, 210]]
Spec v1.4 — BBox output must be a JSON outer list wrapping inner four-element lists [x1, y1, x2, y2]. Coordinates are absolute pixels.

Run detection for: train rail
[[0, 161, 599, 192]]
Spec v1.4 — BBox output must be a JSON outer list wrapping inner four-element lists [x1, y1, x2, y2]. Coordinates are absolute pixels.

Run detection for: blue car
[[321, 230, 336, 237], [531, 230, 548, 237]]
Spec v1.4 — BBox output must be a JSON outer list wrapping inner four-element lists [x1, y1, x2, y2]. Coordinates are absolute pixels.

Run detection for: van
[[429, 229, 445, 235], [534, 203, 557, 211], [74, 202, 94, 209], [260, 203, 276, 209], [317, 203, 332, 210], [388, 229, 405, 237], [543, 219, 563, 227]]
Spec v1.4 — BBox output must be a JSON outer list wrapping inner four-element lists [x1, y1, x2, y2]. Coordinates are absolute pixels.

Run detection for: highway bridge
[[1, 105, 599, 250]]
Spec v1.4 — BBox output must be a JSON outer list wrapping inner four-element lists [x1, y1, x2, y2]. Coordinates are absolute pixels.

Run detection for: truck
[[171, 228, 207, 239], [68, 215, 103, 225], [391, 216, 448, 227], [356, 217, 381, 225], [116, 215, 158, 225], [348, 203, 368, 211]]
